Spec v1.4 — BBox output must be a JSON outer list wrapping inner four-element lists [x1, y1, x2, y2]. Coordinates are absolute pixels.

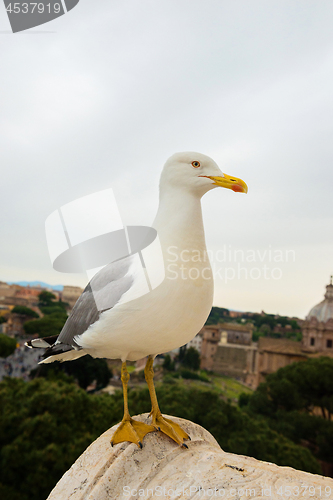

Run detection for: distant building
[[198, 322, 257, 387], [0, 305, 12, 317], [0, 282, 20, 303], [228, 310, 244, 318], [255, 337, 307, 386], [254, 277, 333, 387], [62, 286, 83, 309], [0, 281, 68, 337], [220, 322, 253, 345], [200, 325, 221, 370], [144, 279, 333, 388], [186, 332, 203, 352], [0, 281, 45, 309], [302, 278, 333, 352]]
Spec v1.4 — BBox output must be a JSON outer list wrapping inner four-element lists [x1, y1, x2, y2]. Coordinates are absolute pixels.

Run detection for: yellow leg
[[144, 356, 189, 447], [111, 362, 155, 448]]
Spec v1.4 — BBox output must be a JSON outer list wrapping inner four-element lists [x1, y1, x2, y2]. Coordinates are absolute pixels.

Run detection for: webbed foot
[[152, 412, 190, 447], [111, 417, 155, 448]]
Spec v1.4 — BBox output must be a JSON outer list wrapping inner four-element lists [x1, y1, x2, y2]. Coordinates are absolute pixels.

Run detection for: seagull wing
[[58, 257, 134, 346], [27, 255, 136, 360]]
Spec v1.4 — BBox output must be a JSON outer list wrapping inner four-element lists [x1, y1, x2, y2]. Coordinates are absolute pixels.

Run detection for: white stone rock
[[47, 414, 332, 500]]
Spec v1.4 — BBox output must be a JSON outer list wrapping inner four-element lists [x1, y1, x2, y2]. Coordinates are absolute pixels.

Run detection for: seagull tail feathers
[[25, 334, 88, 364], [39, 349, 88, 364]]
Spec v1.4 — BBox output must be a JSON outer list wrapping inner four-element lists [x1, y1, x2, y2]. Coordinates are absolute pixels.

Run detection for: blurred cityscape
[[1, 277, 332, 389]]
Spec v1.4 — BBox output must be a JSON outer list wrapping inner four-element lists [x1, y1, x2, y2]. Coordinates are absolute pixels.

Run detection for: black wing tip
[[25, 335, 59, 349]]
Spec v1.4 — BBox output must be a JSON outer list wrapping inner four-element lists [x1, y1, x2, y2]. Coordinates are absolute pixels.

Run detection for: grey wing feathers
[[57, 256, 134, 347], [57, 282, 99, 347]]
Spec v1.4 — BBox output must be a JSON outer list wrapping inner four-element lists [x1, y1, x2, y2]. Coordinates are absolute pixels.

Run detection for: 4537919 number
[[5, 3, 61, 14]]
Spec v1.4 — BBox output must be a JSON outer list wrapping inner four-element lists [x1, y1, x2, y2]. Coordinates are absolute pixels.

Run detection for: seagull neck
[[153, 189, 206, 252]]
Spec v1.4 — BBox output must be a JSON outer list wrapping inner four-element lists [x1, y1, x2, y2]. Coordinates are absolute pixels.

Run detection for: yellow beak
[[200, 173, 248, 193]]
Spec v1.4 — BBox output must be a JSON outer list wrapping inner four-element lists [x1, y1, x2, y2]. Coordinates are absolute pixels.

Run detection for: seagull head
[[160, 152, 248, 198]]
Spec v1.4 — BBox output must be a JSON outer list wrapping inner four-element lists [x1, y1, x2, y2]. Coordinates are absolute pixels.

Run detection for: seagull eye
[[192, 161, 200, 168]]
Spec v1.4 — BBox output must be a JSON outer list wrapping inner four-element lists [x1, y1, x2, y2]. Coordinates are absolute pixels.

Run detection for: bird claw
[[152, 414, 190, 447], [111, 417, 155, 448]]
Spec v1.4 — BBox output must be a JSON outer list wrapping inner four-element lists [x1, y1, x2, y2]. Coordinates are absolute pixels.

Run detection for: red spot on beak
[[232, 184, 243, 192]]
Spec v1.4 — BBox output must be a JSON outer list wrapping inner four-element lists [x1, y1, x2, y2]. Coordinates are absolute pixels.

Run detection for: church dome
[[306, 277, 333, 322]]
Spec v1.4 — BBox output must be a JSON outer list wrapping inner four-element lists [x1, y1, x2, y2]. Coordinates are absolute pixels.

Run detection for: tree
[[38, 291, 68, 316], [182, 347, 200, 371], [248, 357, 333, 419], [38, 291, 57, 307], [0, 377, 119, 500], [241, 357, 333, 466], [11, 306, 39, 318], [250, 313, 301, 339], [259, 323, 272, 336], [32, 356, 112, 390], [0, 334, 16, 358], [24, 293, 68, 339], [205, 306, 229, 324], [0, 377, 321, 500], [177, 345, 186, 363], [23, 313, 67, 338], [162, 354, 175, 371]]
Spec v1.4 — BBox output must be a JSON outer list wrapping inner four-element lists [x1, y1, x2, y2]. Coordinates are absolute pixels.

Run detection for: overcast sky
[[1, 0, 333, 318]]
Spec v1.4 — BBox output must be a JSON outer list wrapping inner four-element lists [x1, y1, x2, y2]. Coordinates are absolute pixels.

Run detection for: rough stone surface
[[48, 414, 332, 499]]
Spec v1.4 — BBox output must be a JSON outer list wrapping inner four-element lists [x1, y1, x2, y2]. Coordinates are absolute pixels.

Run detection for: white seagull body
[[28, 151, 247, 448], [33, 152, 247, 364]]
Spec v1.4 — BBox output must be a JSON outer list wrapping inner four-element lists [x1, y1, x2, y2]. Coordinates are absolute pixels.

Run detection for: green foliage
[[38, 291, 57, 307], [249, 357, 333, 418], [259, 323, 272, 336], [182, 346, 200, 370], [0, 377, 322, 500], [212, 374, 253, 401], [24, 291, 68, 338], [0, 377, 119, 500], [181, 369, 207, 381], [170, 369, 209, 381], [252, 330, 265, 342], [181, 369, 209, 381], [39, 305, 67, 316], [241, 357, 333, 466], [288, 330, 302, 342], [205, 306, 229, 324], [0, 316, 6, 324], [265, 410, 333, 463], [32, 356, 112, 390], [39, 296, 68, 316], [248, 312, 302, 341], [177, 344, 186, 362], [205, 309, 301, 342], [11, 306, 39, 318], [0, 334, 16, 358], [23, 313, 67, 338], [198, 371, 210, 382], [163, 374, 178, 384], [238, 392, 252, 408], [162, 354, 175, 371]]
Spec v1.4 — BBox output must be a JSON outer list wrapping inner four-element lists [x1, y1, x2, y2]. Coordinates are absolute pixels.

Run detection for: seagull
[[27, 152, 247, 448]]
